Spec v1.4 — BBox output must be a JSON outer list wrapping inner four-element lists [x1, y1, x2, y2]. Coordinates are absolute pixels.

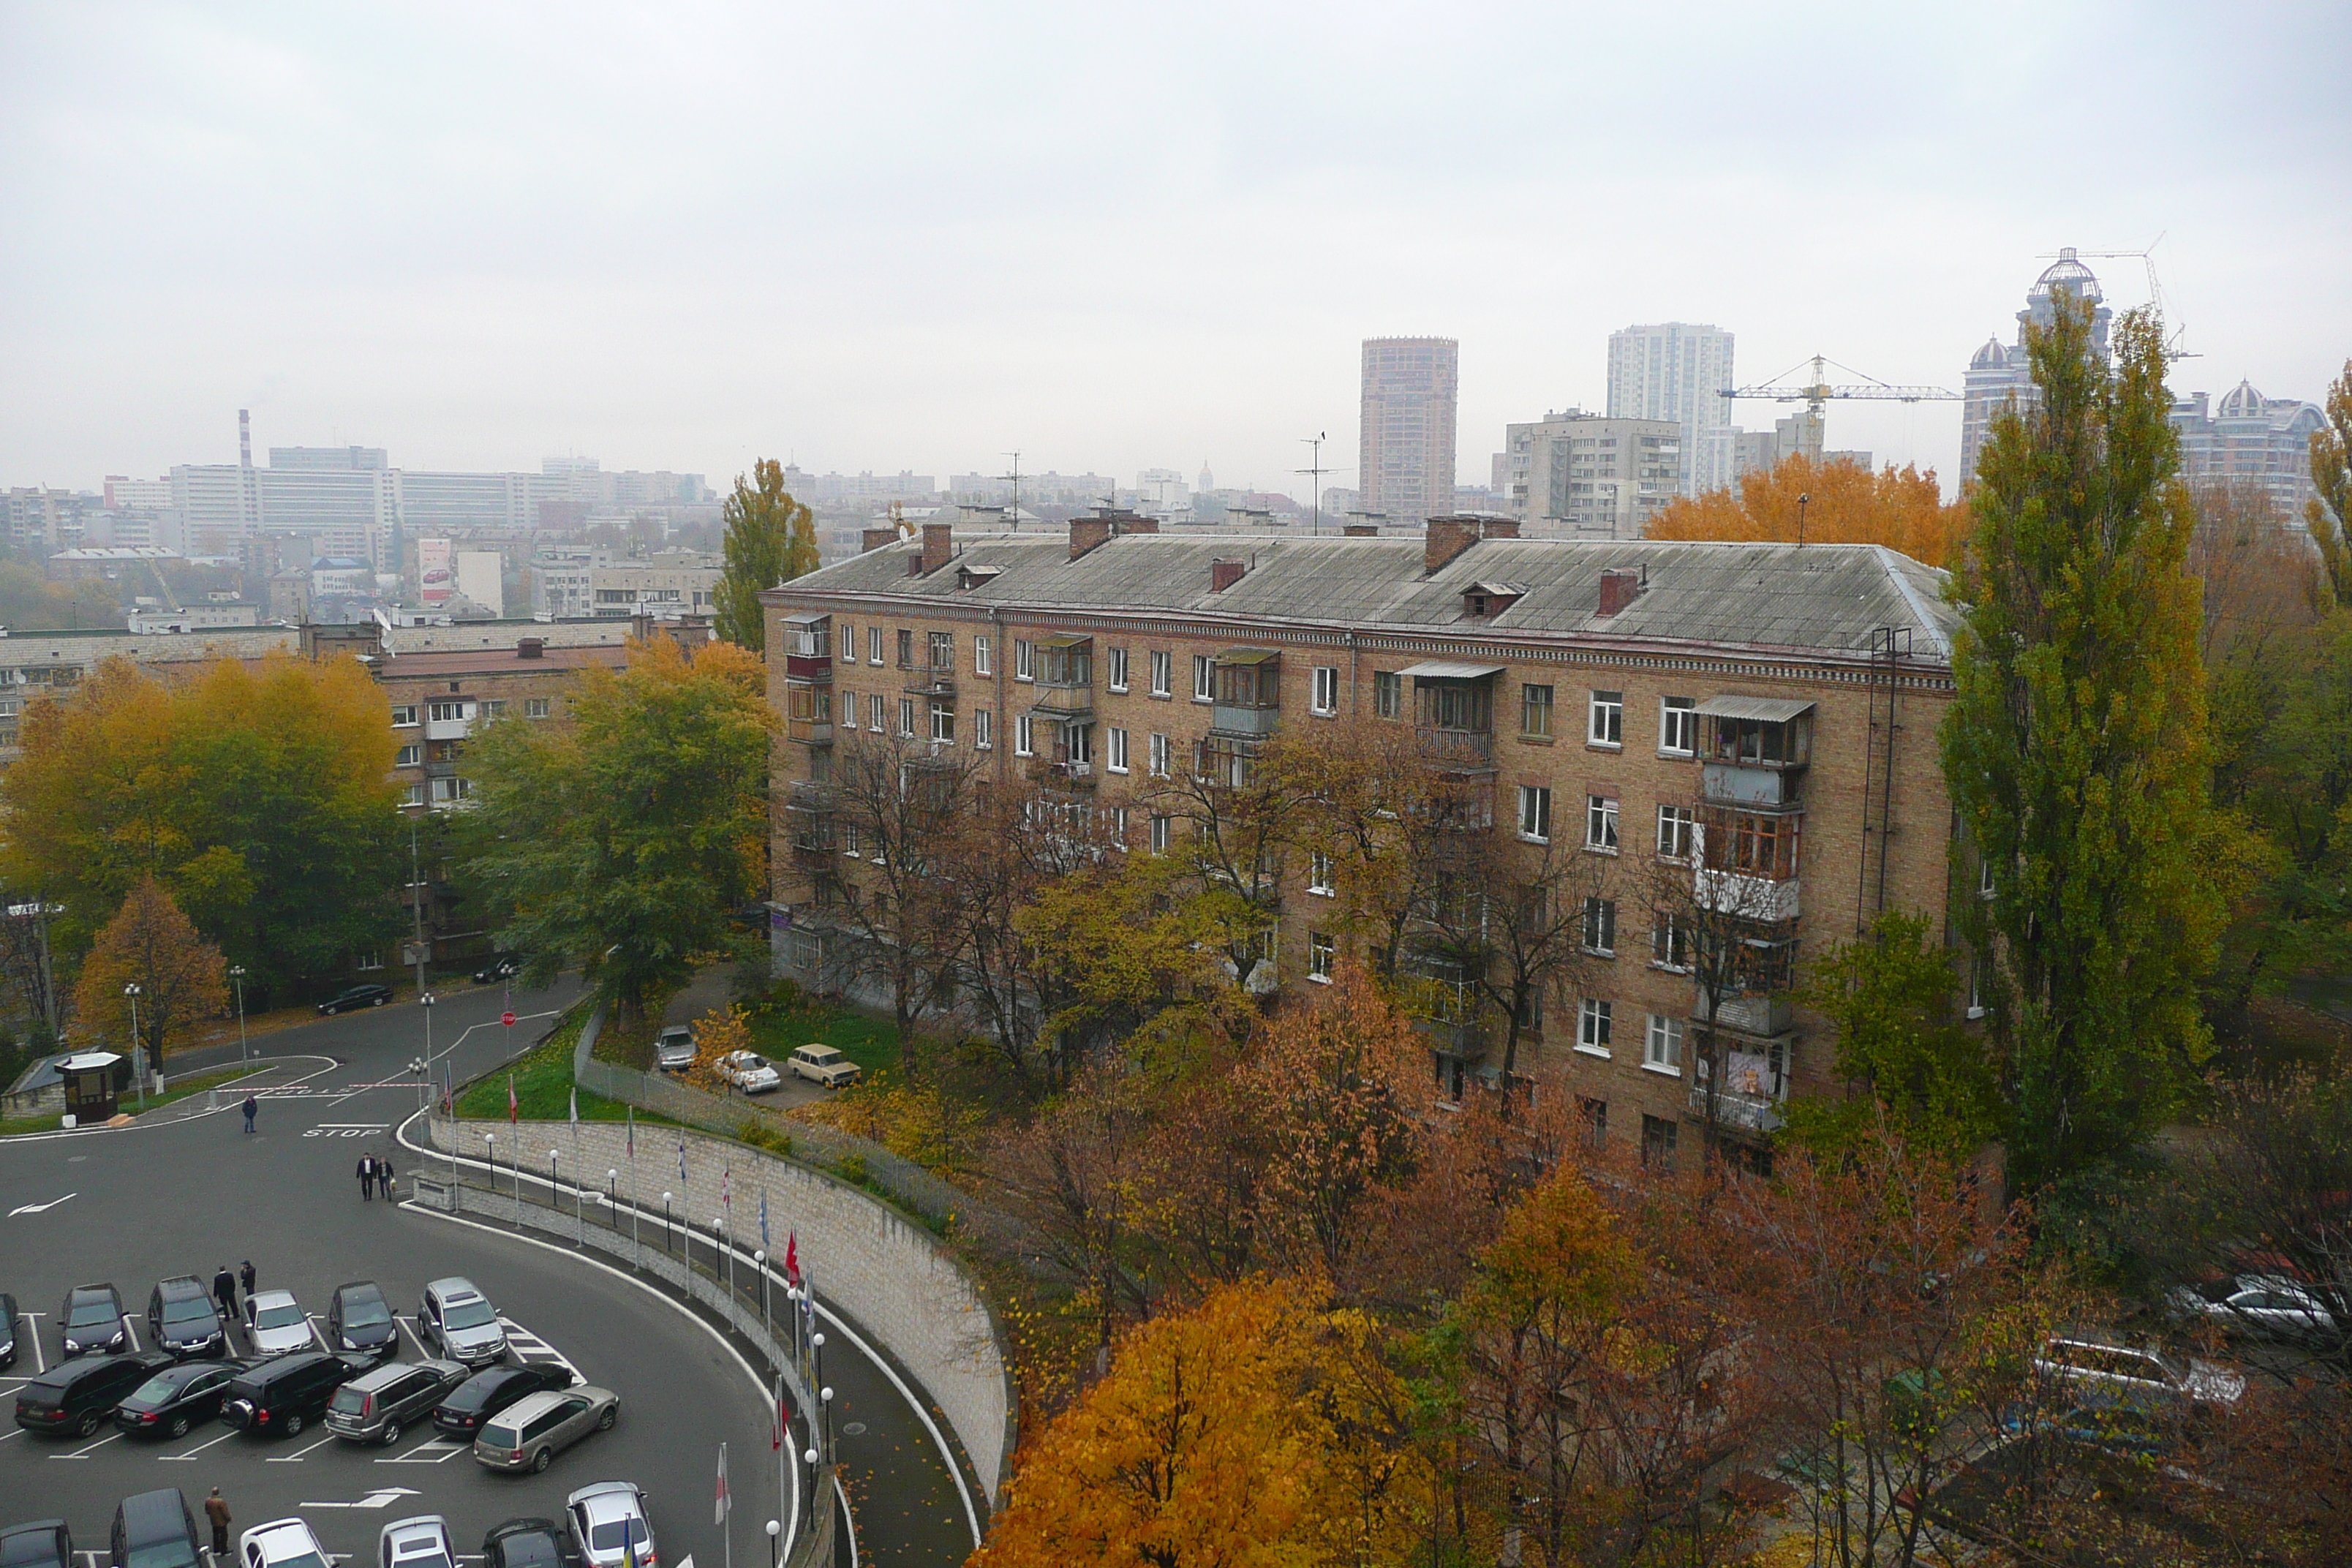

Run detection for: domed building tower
[[1960, 248, 2114, 484], [2168, 378, 2330, 523]]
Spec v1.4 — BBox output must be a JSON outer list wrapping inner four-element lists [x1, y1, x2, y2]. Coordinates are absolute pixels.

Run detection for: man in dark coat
[[204, 1490, 231, 1556], [212, 1264, 236, 1319], [238, 1260, 256, 1298], [357, 1153, 377, 1201], [241, 1093, 258, 1133]]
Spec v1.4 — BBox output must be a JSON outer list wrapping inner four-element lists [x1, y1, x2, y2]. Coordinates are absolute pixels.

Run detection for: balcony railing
[[785, 719, 834, 747], [1413, 1016, 1488, 1058], [1033, 759, 1098, 791], [1701, 762, 1802, 809], [1694, 867, 1801, 921], [1690, 1082, 1786, 1134], [785, 779, 837, 811], [783, 653, 834, 681], [1415, 727, 1495, 769], [1694, 990, 1793, 1039], [1029, 686, 1095, 722], [903, 666, 956, 701], [1210, 704, 1281, 739]]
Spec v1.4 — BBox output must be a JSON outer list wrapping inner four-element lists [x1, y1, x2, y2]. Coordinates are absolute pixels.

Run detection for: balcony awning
[[1027, 701, 1094, 724], [1037, 633, 1093, 650], [1695, 694, 1816, 722], [1215, 647, 1281, 666], [1399, 660, 1506, 681], [780, 610, 829, 627]]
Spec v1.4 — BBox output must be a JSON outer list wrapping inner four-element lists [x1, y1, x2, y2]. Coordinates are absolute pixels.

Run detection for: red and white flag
[[784, 1232, 800, 1288], [714, 1441, 730, 1523], [507, 1074, 518, 1128], [771, 1372, 785, 1452]]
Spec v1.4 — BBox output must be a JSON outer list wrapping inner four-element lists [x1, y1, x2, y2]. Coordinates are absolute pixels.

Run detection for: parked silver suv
[[325, 1360, 469, 1446], [418, 1278, 508, 1368], [654, 1026, 696, 1073]]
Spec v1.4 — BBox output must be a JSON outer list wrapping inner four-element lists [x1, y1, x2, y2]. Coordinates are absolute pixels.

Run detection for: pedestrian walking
[[241, 1093, 257, 1134], [238, 1260, 256, 1299], [204, 1489, 230, 1558], [357, 1153, 377, 1201], [379, 1156, 396, 1203], [211, 1264, 235, 1320]]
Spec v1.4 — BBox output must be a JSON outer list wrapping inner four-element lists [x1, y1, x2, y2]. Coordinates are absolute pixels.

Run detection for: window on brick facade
[[1656, 804, 1695, 859], [1582, 896, 1616, 955], [1107, 648, 1129, 691], [1309, 931, 1335, 982], [1645, 1014, 1683, 1073], [1659, 696, 1697, 755], [1518, 785, 1551, 842], [1373, 670, 1401, 718], [1106, 727, 1129, 773], [1521, 684, 1553, 736], [1015, 639, 1034, 680], [1311, 666, 1339, 715], [1586, 794, 1618, 850], [1148, 732, 1171, 777], [1588, 689, 1624, 745], [1192, 655, 1213, 702], [525, 698, 551, 719], [974, 708, 993, 750], [1578, 998, 1613, 1055], [1150, 649, 1172, 696]]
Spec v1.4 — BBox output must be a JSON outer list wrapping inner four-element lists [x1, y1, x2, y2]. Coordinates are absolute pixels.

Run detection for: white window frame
[[1308, 851, 1335, 896], [1311, 666, 1339, 715], [1583, 896, 1616, 956], [1148, 731, 1171, 778], [870, 693, 886, 732], [974, 707, 993, 750], [1107, 647, 1129, 692], [1309, 931, 1335, 983], [1191, 654, 1213, 703], [1651, 910, 1692, 972], [838, 625, 856, 663], [1577, 997, 1613, 1058], [1106, 726, 1129, 774], [974, 634, 992, 676], [391, 704, 419, 728], [1150, 649, 1172, 697], [1644, 1014, 1683, 1075], [1659, 696, 1697, 756], [1588, 689, 1624, 747], [1014, 639, 1034, 681], [1518, 784, 1552, 843], [395, 744, 423, 768], [1586, 794, 1619, 852], [898, 696, 916, 736], [402, 781, 426, 807], [867, 626, 883, 665], [930, 703, 955, 744], [1656, 803, 1695, 860], [1014, 713, 1035, 757], [1150, 813, 1171, 853], [524, 697, 551, 719]]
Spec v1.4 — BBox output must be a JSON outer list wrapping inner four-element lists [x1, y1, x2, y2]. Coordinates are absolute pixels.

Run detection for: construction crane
[[2036, 234, 2194, 360], [1718, 355, 1960, 422]]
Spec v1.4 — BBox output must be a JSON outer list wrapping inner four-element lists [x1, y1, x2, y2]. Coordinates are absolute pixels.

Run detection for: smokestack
[[1597, 568, 1645, 617], [238, 409, 252, 470], [920, 522, 954, 575], [861, 527, 897, 554]]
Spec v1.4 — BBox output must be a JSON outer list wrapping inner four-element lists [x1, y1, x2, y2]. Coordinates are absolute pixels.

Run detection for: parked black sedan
[[482, 1519, 570, 1568], [432, 1362, 575, 1438], [317, 984, 393, 1015], [113, 1360, 243, 1440], [0, 1292, 20, 1369], [472, 954, 524, 984], [0, 1520, 72, 1568]]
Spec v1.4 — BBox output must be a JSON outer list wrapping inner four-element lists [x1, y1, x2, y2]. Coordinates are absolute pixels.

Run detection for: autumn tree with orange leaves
[[1645, 453, 1968, 567], [71, 875, 228, 1074]]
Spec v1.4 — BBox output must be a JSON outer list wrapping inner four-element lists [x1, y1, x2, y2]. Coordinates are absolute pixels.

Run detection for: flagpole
[[627, 1107, 640, 1267], [720, 1441, 732, 1568]]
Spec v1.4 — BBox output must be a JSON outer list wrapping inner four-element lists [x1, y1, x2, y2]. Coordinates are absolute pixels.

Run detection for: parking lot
[[0, 986, 802, 1568]]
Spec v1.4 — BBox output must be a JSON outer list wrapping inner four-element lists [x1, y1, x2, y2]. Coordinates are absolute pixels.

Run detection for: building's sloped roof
[[780, 533, 1960, 663]]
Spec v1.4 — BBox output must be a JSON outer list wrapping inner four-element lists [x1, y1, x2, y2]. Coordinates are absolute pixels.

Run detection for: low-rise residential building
[[589, 551, 722, 619], [762, 515, 1963, 1160], [1496, 412, 1684, 537]]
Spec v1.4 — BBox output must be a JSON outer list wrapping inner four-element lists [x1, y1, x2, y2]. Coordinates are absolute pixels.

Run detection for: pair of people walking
[[357, 1152, 396, 1202]]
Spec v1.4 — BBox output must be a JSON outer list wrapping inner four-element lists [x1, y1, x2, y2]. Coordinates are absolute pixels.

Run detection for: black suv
[[59, 1283, 127, 1358], [147, 1277, 225, 1359], [317, 984, 393, 1014], [14, 1351, 170, 1436], [219, 1351, 369, 1438], [108, 1490, 200, 1568], [328, 1281, 400, 1360], [482, 1520, 568, 1568]]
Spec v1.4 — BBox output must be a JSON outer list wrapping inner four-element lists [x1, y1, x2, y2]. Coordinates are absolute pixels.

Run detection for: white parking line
[[121, 1315, 141, 1352], [265, 1433, 339, 1461], [306, 1313, 331, 1352], [162, 1428, 242, 1460], [377, 1438, 467, 1464], [396, 1314, 431, 1359], [497, 1316, 581, 1382], [20, 1311, 47, 1373], [52, 1431, 121, 1459], [0, 1426, 26, 1442]]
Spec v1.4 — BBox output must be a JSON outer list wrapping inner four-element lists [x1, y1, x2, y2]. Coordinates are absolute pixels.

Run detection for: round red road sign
[[502, 1011, 516, 1027]]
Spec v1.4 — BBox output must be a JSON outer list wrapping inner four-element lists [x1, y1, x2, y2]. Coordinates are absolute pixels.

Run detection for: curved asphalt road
[[0, 980, 976, 1568]]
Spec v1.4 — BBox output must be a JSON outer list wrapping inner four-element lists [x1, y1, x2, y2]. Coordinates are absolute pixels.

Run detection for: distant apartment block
[[1961, 249, 2114, 483], [1497, 411, 1684, 538], [1360, 337, 1460, 527], [1607, 323, 1730, 497], [589, 552, 722, 618], [2169, 382, 2328, 521]]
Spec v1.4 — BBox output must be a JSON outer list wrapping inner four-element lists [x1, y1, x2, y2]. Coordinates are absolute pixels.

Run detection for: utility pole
[[1295, 431, 1335, 535], [409, 814, 428, 999], [230, 966, 247, 1063], [999, 451, 1021, 530]]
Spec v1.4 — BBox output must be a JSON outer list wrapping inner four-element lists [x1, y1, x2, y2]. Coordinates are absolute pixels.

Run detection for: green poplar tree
[[1941, 295, 2225, 1192], [712, 458, 818, 652], [2306, 359, 2352, 606]]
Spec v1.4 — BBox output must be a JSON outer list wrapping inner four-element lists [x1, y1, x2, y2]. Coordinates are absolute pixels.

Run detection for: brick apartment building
[[761, 515, 1964, 1156]]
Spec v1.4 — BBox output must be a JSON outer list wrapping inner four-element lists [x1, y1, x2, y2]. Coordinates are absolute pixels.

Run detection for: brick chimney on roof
[[1069, 516, 1113, 560], [920, 522, 954, 576], [1343, 523, 1379, 538], [1425, 514, 1515, 573], [862, 527, 897, 554], [1210, 559, 1247, 592], [1597, 566, 1646, 617]]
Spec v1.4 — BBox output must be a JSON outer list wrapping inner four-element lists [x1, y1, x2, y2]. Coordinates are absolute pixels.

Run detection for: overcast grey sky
[[4, 1, 2347, 499]]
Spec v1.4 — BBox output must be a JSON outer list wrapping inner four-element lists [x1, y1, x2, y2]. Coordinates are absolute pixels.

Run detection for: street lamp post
[[662, 1192, 674, 1260], [764, 1518, 778, 1568], [420, 990, 437, 1068], [754, 1249, 768, 1342], [819, 1384, 834, 1466], [483, 1131, 496, 1210], [229, 966, 247, 1063], [607, 1169, 618, 1242], [124, 984, 143, 1107], [811, 1331, 827, 1462], [549, 1148, 562, 1231], [718, 1218, 732, 1305]]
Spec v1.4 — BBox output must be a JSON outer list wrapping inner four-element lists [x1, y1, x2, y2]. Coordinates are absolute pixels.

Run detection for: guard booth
[[59, 1051, 126, 1125]]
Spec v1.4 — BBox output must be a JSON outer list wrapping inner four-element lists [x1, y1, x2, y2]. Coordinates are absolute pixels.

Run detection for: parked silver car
[[2166, 1275, 2340, 1346], [2033, 1335, 2245, 1410], [326, 1360, 470, 1445], [566, 1482, 656, 1568], [654, 1026, 696, 1072], [242, 1291, 314, 1357], [418, 1278, 508, 1367], [377, 1516, 454, 1568], [472, 1385, 619, 1473]]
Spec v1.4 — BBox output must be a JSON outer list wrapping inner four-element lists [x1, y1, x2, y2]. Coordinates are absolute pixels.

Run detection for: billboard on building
[[419, 537, 453, 603]]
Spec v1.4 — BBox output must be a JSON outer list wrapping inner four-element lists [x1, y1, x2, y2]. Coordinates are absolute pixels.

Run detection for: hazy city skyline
[[4, 2, 2345, 500]]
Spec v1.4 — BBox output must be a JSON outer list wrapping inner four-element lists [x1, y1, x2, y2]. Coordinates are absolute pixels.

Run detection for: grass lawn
[[745, 1004, 903, 1081], [454, 1010, 647, 1123], [0, 1063, 272, 1138]]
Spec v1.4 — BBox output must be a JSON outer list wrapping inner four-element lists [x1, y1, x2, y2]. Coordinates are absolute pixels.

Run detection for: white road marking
[[265, 1433, 339, 1461], [20, 1311, 46, 1373], [299, 1487, 421, 1509], [377, 1438, 467, 1464], [496, 1316, 581, 1382], [121, 1315, 140, 1352], [162, 1428, 242, 1460], [7, 1191, 76, 1216], [0, 1426, 26, 1441], [306, 1313, 331, 1352], [396, 1314, 431, 1358], [53, 1430, 122, 1459]]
